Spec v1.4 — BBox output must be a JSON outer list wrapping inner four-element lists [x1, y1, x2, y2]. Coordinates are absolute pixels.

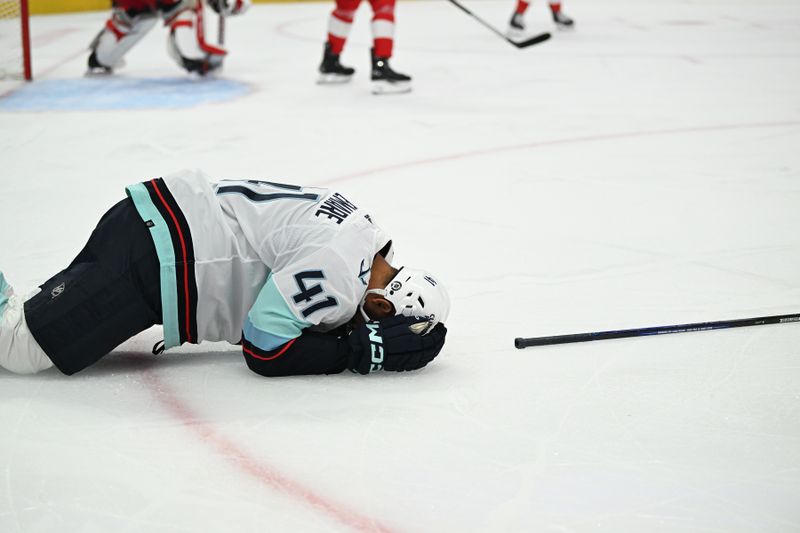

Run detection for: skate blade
[[506, 27, 526, 39], [84, 68, 114, 77], [84, 57, 125, 77], [371, 80, 412, 95], [317, 73, 353, 84], [555, 22, 575, 31]]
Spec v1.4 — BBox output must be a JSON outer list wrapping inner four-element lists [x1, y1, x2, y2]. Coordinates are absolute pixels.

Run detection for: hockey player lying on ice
[[0, 170, 449, 377]]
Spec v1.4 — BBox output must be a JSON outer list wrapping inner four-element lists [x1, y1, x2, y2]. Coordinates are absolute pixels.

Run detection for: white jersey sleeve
[[241, 200, 384, 355]]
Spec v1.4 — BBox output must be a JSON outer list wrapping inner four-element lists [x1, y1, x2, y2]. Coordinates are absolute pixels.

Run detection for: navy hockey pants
[[24, 198, 162, 375]]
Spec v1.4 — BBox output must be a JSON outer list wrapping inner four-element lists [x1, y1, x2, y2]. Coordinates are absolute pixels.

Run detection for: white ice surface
[[1, 0, 800, 531]]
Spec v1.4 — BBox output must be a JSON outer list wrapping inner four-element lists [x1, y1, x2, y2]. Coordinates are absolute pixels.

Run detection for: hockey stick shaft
[[514, 313, 800, 349], [218, 13, 225, 46], [444, 0, 550, 49]]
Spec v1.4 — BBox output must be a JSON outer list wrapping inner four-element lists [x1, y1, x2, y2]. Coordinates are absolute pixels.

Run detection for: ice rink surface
[[1, 0, 800, 531]]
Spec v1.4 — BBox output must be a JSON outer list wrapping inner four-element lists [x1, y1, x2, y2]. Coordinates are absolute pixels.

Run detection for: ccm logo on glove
[[348, 315, 447, 374], [366, 323, 384, 373]]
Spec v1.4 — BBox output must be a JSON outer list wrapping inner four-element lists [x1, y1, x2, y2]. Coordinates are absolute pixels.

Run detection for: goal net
[[0, 0, 32, 80]]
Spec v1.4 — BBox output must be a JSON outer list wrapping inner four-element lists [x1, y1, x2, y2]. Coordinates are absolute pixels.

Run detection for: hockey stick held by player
[[0, 170, 449, 377]]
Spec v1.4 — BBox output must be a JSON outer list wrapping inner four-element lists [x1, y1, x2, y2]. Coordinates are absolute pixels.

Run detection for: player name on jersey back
[[315, 192, 359, 224]]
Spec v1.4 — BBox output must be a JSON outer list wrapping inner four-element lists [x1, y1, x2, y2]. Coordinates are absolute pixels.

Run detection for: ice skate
[[551, 8, 575, 29], [507, 12, 526, 39], [86, 48, 128, 76], [86, 28, 118, 76], [86, 50, 117, 76], [318, 43, 355, 84], [370, 48, 411, 95]]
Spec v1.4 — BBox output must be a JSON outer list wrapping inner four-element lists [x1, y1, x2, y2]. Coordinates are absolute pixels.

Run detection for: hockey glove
[[348, 315, 447, 375], [207, 0, 250, 16]]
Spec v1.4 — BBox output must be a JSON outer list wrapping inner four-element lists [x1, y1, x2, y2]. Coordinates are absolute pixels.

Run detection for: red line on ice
[[142, 370, 397, 533], [31, 28, 80, 47], [321, 121, 800, 185]]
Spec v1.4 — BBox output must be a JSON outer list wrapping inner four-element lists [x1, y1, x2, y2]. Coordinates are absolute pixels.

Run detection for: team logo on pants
[[51, 282, 65, 299]]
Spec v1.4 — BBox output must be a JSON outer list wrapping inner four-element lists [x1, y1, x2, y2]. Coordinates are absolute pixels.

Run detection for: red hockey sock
[[371, 0, 394, 58], [373, 38, 392, 58], [328, 35, 346, 55], [515, 0, 530, 15], [549, 2, 561, 13], [327, 8, 354, 55]]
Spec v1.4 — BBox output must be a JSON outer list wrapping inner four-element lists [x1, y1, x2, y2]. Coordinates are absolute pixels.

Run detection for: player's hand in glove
[[348, 315, 447, 374]]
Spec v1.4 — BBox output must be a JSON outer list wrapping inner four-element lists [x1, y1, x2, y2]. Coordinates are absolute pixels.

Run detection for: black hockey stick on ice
[[445, 0, 551, 49], [514, 313, 800, 349]]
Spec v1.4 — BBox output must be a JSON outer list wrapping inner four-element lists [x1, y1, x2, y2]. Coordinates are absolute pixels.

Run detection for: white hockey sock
[[0, 292, 54, 374]]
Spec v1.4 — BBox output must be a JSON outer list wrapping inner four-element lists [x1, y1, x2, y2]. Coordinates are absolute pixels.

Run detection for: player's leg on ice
[[369, 0, 410, 95], [507, 0, 573, 35], [166, 0, 230, 75], [318, 0, 359, 84], [0, 273, 53, 374], [17, 198, 163, 376], [507, 0, 529, 37], [549, 1, 574, 29], [87, 0, 159, 74]]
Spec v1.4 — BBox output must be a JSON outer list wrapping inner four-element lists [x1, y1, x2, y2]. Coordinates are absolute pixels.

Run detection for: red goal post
[[0, 0, 32, 81]]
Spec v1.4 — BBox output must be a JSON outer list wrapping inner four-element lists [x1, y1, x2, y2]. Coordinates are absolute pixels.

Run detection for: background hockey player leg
[[87, 0, 159, 74], [507, 0, 528, 37], [318, 0, 360, 84], [369, 0, 410, 95], [167, 0, 249, 74], [507, 0, 573, 36], [87, 0, 245, 75], [167, 0, 228, 75], [549, 2, 574, 29]]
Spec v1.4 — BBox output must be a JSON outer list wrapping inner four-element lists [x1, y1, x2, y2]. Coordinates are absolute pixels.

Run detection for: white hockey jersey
[[126, 169, 393, 352]]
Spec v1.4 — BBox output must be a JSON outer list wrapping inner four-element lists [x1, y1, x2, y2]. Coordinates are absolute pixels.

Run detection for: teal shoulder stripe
[[126, 183, 181, 349], [0, 272, 10, 312], [246, 275, 310, 347]]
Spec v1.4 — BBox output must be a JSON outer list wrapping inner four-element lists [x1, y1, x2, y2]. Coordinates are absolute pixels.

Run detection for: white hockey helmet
[[361, 267, 451, 335]]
